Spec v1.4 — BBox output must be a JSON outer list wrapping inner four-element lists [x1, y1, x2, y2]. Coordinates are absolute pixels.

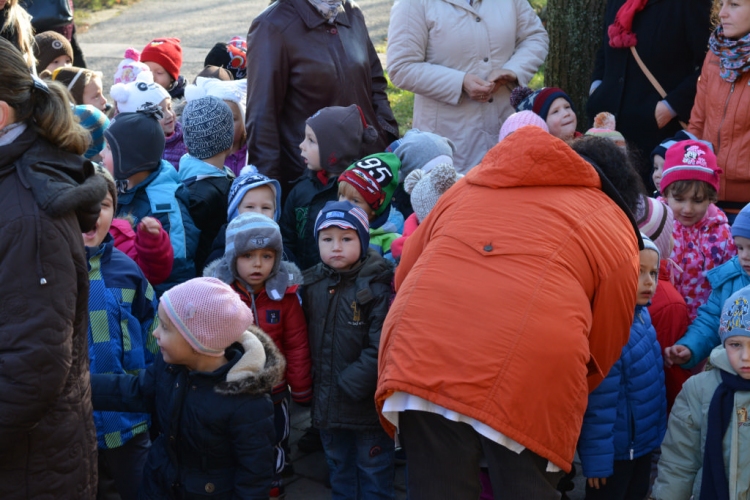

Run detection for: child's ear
[[0, 101, 16, 130]]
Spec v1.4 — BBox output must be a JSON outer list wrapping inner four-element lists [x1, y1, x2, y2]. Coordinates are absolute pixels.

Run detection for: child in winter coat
[[103, 105, 199, 295], [337, 153, 403, 260], [205, 213, 311, 497], [652, 285, 750, 500], [91, 277, 284, 499], [391, 162, 462, 262], [303, 201, 395, 499], [637, 196, 691, 412], [688, 0, 750, 218], [666, 204, 750, 371], [578, 236, 667, 500], [661, 140, 736, 320], [85, 166, 159, 500], [177, 95, 235, 274], [511, 86, 579, 142], [141, 37, 186, 99], [281, 104, 377, 271]]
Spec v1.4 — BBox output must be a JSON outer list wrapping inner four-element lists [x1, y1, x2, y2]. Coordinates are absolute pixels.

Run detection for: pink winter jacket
[[390, 212, 419, 261], [109, 218, 174, 286], [670, 203, 736, 320]]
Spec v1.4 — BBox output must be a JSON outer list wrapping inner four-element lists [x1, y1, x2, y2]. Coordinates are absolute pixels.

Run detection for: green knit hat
[[338, 153, 401, 216]]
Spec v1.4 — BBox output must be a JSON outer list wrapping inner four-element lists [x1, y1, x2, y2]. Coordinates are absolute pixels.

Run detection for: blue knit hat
[[182, 95, 234, 160], [641, 233, 660, 261], [314, 201, 370, 262], [719, 285, 750, 345], [226, 165, 282, 222], [74, 104, 110, 159], [732, 204, 750, 241]]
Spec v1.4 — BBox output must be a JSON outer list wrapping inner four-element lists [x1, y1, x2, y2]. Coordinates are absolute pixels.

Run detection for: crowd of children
[[6, 0, 750, 497]]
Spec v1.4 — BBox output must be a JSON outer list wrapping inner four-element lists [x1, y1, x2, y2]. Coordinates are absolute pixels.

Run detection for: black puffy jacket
[[303, 249, 393, 430]]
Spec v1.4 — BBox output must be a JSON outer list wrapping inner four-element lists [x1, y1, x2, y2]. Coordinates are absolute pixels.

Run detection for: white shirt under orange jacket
[[375, 127, 640, 472]]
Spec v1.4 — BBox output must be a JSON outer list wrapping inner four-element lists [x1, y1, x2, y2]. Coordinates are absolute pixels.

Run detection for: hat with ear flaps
[[306, 104, 378, 175]]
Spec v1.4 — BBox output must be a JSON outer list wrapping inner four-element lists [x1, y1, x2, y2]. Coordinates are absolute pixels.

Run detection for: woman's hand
[[488, 69, 518, 93], [587, 477, 607, 489], [655, 101, 675, 129], [463, 73, 494, 102]]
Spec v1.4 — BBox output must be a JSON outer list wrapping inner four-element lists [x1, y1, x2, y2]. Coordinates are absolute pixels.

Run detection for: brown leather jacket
[[689, 51, 750, 205], [244, 0, 398, 194]]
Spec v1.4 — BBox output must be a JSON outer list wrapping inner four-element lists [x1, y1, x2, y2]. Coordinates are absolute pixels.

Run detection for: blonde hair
[[0, 38, 90, 155], [1, 0, 35, 69], [337, 181, 376, 220]]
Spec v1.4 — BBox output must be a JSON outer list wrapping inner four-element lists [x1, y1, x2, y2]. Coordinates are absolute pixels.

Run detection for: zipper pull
[[630, 449, 634, 460]]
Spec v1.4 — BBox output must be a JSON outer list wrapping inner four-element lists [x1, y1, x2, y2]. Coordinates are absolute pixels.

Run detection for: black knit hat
[[306, 104, 378, 175], [104, 106, 165, 181]]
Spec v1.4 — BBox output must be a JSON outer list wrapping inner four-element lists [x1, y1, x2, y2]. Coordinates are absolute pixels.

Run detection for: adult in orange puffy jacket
[[376, 128, 641, 499]]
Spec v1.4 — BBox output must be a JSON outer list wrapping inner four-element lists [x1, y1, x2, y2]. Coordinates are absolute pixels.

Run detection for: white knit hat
[[404, 162, 462, 223], [185, 76, 247, 121], [110, 71, 169, 114]]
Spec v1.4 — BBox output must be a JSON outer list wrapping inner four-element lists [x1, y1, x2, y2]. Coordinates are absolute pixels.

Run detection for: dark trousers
[[273, 390, 291, 477], [97, 432, 151, 500], [400, 410, 565, 500], [584, 452, 653, 500]]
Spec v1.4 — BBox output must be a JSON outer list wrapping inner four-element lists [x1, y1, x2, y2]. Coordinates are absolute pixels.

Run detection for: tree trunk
[[545, 0, 607, 131]]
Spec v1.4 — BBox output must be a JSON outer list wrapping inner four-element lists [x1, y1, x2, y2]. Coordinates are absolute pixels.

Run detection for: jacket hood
[[707, 255, 748, 288], [676, 203, 728, 231], [178, 154, 231, 181], [709, 345, 738, 375], [215, 325, 286, 396], [465, 127, 602, 190], [204, 257, 303, 301]]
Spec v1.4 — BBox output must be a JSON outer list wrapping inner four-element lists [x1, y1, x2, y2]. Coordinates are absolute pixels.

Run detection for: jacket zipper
[[716, 82, 736, 155]]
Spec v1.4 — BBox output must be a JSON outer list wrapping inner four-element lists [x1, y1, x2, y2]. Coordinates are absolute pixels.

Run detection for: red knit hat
[[661, 140, 722, 193], [141, 37, 182, 82]]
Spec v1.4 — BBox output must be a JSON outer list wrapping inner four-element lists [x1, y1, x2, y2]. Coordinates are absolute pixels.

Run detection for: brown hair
[[0, 0, 35, 68], [663, 179, 718, 202], [0, 37, 89, 155]]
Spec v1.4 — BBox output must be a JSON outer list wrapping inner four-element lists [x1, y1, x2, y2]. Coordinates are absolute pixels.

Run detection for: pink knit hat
[[661, 140, 721, 193], [636, 196, 674, 259], [161, 277, 254, 357], [498, 111, 549, 142]]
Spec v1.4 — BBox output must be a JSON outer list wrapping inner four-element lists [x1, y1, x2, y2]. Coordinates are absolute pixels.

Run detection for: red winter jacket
[[232, 281, 312, 403], [110, 218, 174, 286], [648, 261, 691, 413]]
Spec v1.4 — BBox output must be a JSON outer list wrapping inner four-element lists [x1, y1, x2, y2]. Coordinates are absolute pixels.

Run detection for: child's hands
[[587, 477, 607, 489], [138, 217, 161, 236], [664, 345, 692, 367]]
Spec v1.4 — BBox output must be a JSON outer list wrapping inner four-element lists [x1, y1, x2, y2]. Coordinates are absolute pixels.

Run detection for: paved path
[[78, 2, 589, 498]]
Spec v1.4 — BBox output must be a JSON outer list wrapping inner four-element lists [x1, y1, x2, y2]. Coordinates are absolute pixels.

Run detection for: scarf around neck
[[608, 0, 649, 48], [307, 0, 343, 22], [700, 369, 750, 500], [709, 25, 750, 83]]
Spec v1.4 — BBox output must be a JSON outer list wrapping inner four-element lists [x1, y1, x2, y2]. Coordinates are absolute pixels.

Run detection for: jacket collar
[[441, 0, 479, 15], [178, 154, 231, 181], [290, 0, 351, 29]]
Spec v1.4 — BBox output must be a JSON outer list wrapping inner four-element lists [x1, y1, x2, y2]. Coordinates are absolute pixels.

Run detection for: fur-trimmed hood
[[204, 257, 303, 301], [215, 325, 286, 396]]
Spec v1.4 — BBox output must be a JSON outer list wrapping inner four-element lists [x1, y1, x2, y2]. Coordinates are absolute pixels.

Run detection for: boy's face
[[725, 335, 750, 379], [238, 185, 275, 219], [299, 124, 321, 172], [652, 155, 664, 192], [636, 249, 659, 306], [665, 187, 711, 227], [82, 192, 114, 248], [236, 248, 276, 293], [101, 140, 114, 174], [144, 61, 175, 90], [735, 236, 750, 275], [319, 226, 361, 271], [44, 55, 72, 73], [153, 303, 196, 366], [158, 97, 176, 136], [83, 76, 108, 112], [545, 97, 577, 141], [338, 182, 375, 221]]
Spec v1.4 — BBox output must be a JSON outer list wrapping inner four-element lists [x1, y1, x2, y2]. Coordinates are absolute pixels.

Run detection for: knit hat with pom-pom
[[113, 48, 151, 85], [404, 162, 462, 223], [585, 112, 626, 149], [635, 195, 674, 259], [161, 277, 255, 357], [227, 165, 282, 222], [498, 111, 549, 141], [510, 86, 575, 121], [111, 71, 170, 114], [306, 104, 378, 175]]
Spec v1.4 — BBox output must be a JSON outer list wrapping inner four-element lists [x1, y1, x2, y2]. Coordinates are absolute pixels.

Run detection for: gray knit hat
[[404, 162, 461, 223], [394, 128, 456, 181], [306, 104, 378, 175], [720, 285, 750, 345], [182, 95, 234, 160]]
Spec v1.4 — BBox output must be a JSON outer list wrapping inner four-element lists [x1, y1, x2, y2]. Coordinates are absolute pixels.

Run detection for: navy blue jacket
[[91, 327, 284, 499], [116, 160, 200, 295], [578, 305, 667, 478]]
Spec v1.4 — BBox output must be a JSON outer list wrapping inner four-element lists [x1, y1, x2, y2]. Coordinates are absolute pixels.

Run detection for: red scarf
[[608, 0, 649, 48]]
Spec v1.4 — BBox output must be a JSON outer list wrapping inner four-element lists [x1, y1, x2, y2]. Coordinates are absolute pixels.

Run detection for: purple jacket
[[162, 121, 187, 170], [224, 143, 248, 176]]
